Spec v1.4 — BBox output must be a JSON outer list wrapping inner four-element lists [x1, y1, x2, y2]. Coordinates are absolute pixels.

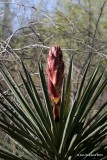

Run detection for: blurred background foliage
[[0, 0, 107, 150]]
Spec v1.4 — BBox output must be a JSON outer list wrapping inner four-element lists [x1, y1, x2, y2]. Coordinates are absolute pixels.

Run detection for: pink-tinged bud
[[47, 46, 64, 95], [47, 46, 64, 121]]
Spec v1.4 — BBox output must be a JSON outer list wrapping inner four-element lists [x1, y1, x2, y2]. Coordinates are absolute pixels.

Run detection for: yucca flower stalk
[[47, 46, 64, 122]]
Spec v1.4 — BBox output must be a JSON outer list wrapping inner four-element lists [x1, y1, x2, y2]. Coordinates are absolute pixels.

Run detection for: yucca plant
[[0, 46, 107, 160]]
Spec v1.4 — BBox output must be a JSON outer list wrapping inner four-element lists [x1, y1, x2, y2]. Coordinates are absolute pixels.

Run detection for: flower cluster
[[47, 46, 64, 122]]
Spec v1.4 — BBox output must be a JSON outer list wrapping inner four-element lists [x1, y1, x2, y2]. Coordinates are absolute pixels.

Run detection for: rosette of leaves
[[0, 48, 107, 160]]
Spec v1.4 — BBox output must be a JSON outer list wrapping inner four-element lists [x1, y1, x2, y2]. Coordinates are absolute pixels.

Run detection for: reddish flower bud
[[47, 46, 64, 121], [47, 46, 64, 96]]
